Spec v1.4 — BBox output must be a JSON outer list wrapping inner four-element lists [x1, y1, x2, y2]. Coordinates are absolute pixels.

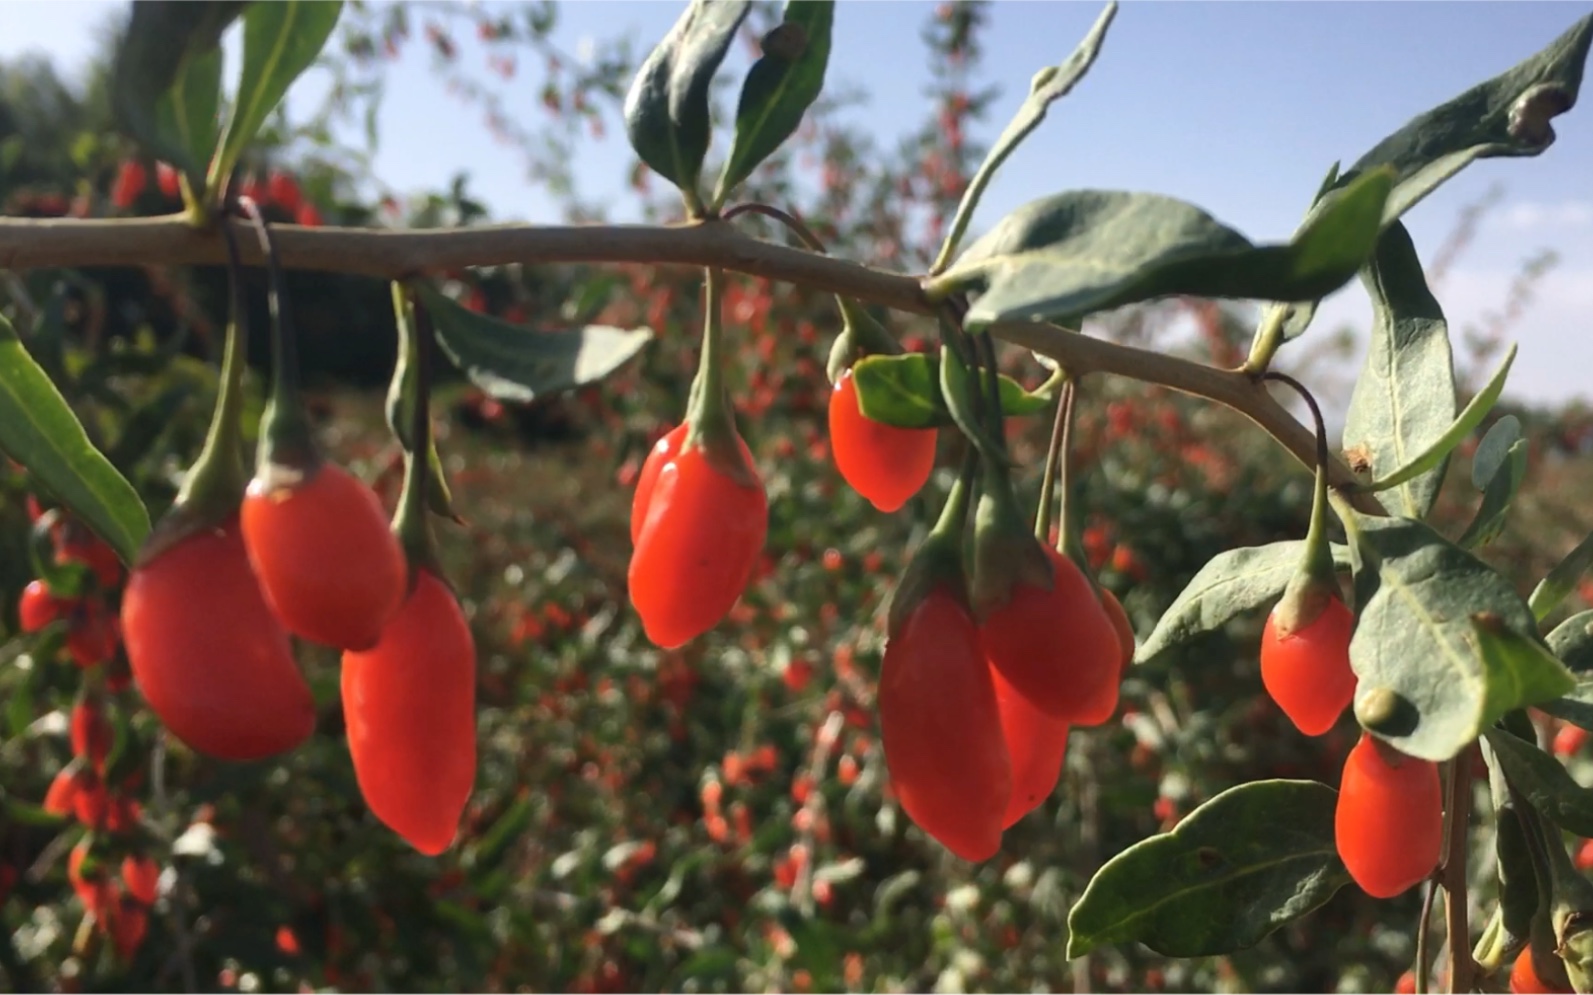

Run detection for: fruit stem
[[238, 198, 319, 477], [682, 267, 756, 486], [172, 220, 249, 512], [721, 202, 828, 254], [1264, 371, 1336, 586], [1035, 380, 1070, 543], [392, 289, 444, 579], [1414, 878, 1438, 994]]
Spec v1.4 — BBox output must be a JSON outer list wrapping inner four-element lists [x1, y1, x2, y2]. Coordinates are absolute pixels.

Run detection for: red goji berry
[[111, 159, 147, 209], [267, 170, 302, 214], [1511, 947, 1573, 993], [630, 424, 687, 545], [155, 162, 181, 199], [1335, 732, 1441, 898], [992, 662, 1069, 828], [1261, 596, 1357, 736], [828, 369, 937, 513], [19, 580, 68, 632], [121, 855, 160, 906], [70, 696, 112, 769]]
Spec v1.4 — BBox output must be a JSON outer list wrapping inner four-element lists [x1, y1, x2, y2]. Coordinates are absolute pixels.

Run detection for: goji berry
[[1335, 732, 1441, 898], [70, 696, 112, 769], [630, 423, 687, 545], [108, 897, 148, 960], [267, 170, 302, 214], [879, 585, 1010, 861], [1261, 596, 1357, 736], [19, 580, 68, 632], [1555, 723, 1589, 757], [1511, 947, 1573, 993], [123, 517, 315, 760], [66, 602, 119, 668], [121, 855, 160, 906], [992, 662, 1069, 828], [155, 162, 181, 199], [111, 159, 147, 209], [828, 369, 937, 513], [342, 570, 476, 855], [43, 765, 80, 816], [241, 463, 408, 650]]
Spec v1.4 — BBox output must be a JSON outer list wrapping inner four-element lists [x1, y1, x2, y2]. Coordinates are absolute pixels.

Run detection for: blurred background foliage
[[3, 2, 1593, 992]]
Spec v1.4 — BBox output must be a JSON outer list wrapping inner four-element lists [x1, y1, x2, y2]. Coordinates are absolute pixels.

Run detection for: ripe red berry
[[979, 546, 1121, 724], [879, 586, 1011, 861], [1260, 596, 1357, 736], [19, 579, 66, 632], [828, 369, 937, 513], [267, 170, 302, 213], [992, 662, 1069, 828], [121, 855, 160, 906], [111, 159, 147, 209], [1335, 732, 1442, 898], [342, 570, 477, 855], [43, 765, 80, 816], [1511, 947, 1573, 993], [68, 842, 114, 917], [629, 436, 767, 649], [73, 767, 108, 828], [122, 517, 316, 760], [295, 202, 323, 227], [155, 162, 181, 199], [66, 602, 120, 669], [109, 898, 149, 960], [71, 697, 112, 769], [1554, 723, 1589, 757], [630, 424, 687, 545], [241, 464, 408, 650]]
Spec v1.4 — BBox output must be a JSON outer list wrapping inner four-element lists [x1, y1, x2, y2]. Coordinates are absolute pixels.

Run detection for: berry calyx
[[1261, 593, 1357, 736], [241, 463, 408, 650], [342, 569, 477, 855], [123, 516, 316, 760], [829, 368, 937, 513], [881, 584, 1011, 861], [1334, 732, 1442, 898], [992, 661, 1069, 828]]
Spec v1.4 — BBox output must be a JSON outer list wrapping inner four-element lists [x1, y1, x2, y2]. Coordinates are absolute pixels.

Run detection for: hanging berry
[[1334, 732, 1442, 898], [992, 662, 1070, 828]]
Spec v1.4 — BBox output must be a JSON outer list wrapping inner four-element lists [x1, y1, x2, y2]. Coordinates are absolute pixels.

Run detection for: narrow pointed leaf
[[1066, 780, 1348, 958], [110, 1, 244, 176], [416, 284, 652, 403], [1531, 533, 1593, 621], [936, 168, 1392, 331], [937, 342, 1009, 462], [713, 1, 833, 206], [1485, 728, 1593, 839], [1367, 343, 1514, 495], [211, 1, 344, 191], [1457, 438, 1529, 549], [1135, 541, 1352, 667], [1535, 612, 1593, 729], [0, 315, 150, 565], [1474, 416, 1524, 489], [1342, 222, 1455, 519], [852, 351, 1050, 430], [934, 1, 1116, 270], [1347, 513, 1553, 761], [624, 0, 752, 212]]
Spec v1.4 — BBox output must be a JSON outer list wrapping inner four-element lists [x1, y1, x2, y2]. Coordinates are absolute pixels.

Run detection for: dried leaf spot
[[1508, 83, 1572, 146], [1343, 443, 1375, 476], [760, 23, 807, 62], [1195, 846, 1224, 870]]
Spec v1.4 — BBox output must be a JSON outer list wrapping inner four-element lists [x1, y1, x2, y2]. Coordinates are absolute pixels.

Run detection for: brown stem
[[1442, 756, 1476, 994], [0, 214, 1380, 513]]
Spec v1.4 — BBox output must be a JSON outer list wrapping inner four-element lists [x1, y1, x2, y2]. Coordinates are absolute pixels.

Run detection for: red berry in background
[[267, 170, 302, 213], [122, 517, 316, 760], [68, 842, 114, 917], [105, 794, 142, 834], [828, 369, 937, 513], [56, 530, 122, 588], [73, 767, 108, 828], [630, 423, 687, 545], [342, 571, 477, 855], [121, 855, 160, 906], [295, 202, 323, 227], [109, 898, 149, 960], [1554, 723, 1589, 757], [992, 662, 1069, 828], [43, 765, 80, 816], [241, 464, 408, 650], [19, 579, 67, 632], [1576, 838, 1593, 871], [71, 696, 112, 770], [66, 602, 119, 668], [629, 435, 767, 649], [979, 545, 1121, 724], [155, 162, 181, 199], [879, 586, 1011, 861], [1260, 597, 1357, 736], [1511, 947, 1573, 993], [1335, 732, 1442, 898], [1395, 971, 1417, 995], [111, 159, 147, 209]]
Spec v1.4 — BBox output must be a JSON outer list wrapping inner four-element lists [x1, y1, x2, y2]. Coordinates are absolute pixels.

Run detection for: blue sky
[[4, 2, 1591, 405]]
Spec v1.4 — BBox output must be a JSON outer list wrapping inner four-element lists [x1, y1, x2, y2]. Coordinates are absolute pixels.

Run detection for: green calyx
[[970, 454, 1054, 621], [826, 296, 902, 385], [683, 267, 758, 488], [886, 451, 976, 639], [1543, 815, 1593, 992]]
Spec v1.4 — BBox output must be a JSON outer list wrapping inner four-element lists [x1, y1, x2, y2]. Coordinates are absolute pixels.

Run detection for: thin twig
[[1442, 757, 1476, 994], [0, 214, 1381, 512], [1416, 877, 1439, 994]]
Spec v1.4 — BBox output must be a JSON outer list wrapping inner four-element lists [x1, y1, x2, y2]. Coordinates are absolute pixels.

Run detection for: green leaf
[[1342, 222, 1455, 520], [1474, 415, 1524, 490], [1347, 514, 1561, 761], [153, 44, 225, 197], [1531, 533, 1593, 621], [1366, 343, 1514, 497], [1135, 541, 1352, 667], [712, 1, 833, 207], [936, 168, 1393, 331], [416, 284, 652, 403], [623, 0, 752, 214], [1066, 780, 1348, 958], [937, 342, 1009, 463], [852, 351, 1050, 430], [1457, 437, 1529, 549], [110, 1, 246, 176], [0, 315, 149, 566], [932, 2, 1117, 272], [1485, 728, 1593, 838], [1541, 612, 1593, 729], [1338, 14, 1592, 227], [210, 1, 344, 193]]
